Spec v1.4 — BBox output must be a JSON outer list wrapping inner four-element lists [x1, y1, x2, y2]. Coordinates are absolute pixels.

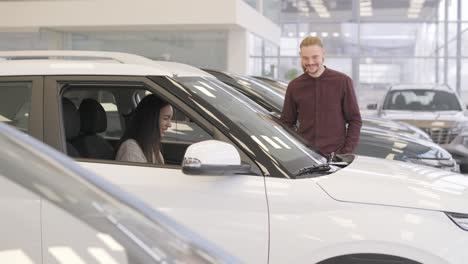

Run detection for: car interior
[[60, 84, 213, 166]]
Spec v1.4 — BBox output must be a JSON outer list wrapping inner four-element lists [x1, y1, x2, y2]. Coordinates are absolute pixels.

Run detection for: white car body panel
[[266, 176, 467, 263], [0, 176, 41, 263], [79, 161, 269, 263], [0, 60, 170, 76], [41, 201, 129, 264], [317, 156, 468, 213]]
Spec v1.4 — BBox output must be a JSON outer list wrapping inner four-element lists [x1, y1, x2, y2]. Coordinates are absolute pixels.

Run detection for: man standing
[[280, 37, 362, 156]]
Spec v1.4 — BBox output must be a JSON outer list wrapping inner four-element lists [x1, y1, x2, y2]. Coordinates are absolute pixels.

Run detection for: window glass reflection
[[175, 76, 325, 175]]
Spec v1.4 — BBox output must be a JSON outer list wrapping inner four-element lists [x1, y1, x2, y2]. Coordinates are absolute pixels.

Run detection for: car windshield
[[230, 74, 285, 112], [172, 76, 325, 175], [383, 89, 462, 111]]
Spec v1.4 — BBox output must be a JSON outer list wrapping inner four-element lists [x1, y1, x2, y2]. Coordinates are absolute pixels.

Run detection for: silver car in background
[[370, 84, 468, 172]]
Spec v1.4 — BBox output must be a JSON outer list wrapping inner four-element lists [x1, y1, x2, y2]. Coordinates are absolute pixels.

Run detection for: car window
[[172, 76, 325, 175], [0, 82, 31, 133], [99, 91, 122, 138], [135, 94, 214, 166], [383, 89, 462, 111], [61, 84, 213, 165], [231, 74, 285, 112]]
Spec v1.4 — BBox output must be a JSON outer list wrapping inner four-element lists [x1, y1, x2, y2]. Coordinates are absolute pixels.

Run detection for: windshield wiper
[[294, 164, 333, 177]]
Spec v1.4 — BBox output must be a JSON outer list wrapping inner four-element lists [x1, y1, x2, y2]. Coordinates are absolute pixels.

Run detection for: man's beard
[[303, 64, 319, 74]]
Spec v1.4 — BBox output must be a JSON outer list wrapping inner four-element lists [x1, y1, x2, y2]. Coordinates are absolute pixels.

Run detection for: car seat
[[393, 94, 407, 109], [73, 98, 114, 160], [61, 98, 81, 157]]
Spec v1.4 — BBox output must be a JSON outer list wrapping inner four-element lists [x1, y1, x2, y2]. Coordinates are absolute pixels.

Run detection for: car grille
[[422, 128, 458, 144]]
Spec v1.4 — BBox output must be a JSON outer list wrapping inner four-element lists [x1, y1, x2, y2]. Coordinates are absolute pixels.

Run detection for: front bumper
[[441, 133, 468, 172]]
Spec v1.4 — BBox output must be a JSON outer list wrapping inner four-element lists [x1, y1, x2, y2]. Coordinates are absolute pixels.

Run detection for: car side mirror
[[367, 103, 378, 110], [182, 140, 251, 175]]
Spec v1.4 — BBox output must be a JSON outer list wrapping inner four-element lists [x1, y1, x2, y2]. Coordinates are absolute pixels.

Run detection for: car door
[[0, 78, 44, 264], [43, 75, 269, 264], [0, 175, 42, 264]]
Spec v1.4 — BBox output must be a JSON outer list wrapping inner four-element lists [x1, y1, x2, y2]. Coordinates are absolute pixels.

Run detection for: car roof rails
[[0, 50, 158, 67], [0, 50, 213, 78], [156, 61, 214, 78]]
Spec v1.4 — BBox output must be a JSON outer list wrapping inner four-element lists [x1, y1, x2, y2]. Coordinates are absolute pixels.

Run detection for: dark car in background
[[205, 69, 459, 172]]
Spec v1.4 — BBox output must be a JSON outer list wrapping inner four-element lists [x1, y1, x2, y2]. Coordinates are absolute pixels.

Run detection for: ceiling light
[[321, 32, 329, 37], [410, 2, 423, 8], [312, 4, 327, 12], [333, 32, 340, 37], [361, 6, 372, 12], [408, 8, 421, 13], [408, 13, 419, 18], [310, 32, 318, 37], [311, 2, 331, 18]]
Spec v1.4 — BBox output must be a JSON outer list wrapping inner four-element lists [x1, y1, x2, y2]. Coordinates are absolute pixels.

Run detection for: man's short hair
[[300, 37, 323, 48]]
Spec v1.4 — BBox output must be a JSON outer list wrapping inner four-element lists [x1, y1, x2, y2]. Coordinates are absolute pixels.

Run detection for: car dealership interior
[[1, 1, 468, 264]]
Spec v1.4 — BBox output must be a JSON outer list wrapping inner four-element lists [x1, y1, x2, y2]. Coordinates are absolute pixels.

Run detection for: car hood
[[317, 155, 468, 213], [380, 110, 468, 126]]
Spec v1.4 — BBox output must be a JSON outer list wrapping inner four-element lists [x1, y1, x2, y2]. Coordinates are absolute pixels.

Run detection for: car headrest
[[79, 98, 107, 134], [62, 98, 80, 139]]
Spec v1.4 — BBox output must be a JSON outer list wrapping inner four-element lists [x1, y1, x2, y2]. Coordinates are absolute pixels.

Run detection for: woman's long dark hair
[[119, 94, 169, 163]]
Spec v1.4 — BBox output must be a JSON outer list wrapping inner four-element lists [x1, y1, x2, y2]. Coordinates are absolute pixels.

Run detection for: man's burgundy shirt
[[280, 68, 362, 155]]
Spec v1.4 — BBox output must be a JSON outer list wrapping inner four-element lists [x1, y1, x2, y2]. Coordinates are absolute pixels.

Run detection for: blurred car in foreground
[[206, 70, 458, 172], [0, 122, 236, 264], [369, 84, 468, 172]]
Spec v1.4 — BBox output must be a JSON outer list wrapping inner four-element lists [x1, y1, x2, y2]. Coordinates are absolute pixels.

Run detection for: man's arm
[[280, 85, 297, 129], [341, 77, 362, 153]]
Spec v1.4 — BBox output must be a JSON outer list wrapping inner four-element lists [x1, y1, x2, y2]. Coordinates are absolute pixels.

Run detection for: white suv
[[1, 51, 468, 264], [370, 84, 468, 172]]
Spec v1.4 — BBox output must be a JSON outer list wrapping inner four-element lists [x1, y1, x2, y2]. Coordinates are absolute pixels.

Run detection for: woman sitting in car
[[116, 94, 173, 164]]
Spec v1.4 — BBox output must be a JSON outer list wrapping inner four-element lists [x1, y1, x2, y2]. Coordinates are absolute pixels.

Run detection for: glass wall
[[249, 33, 279, 77], [244, 0, 281, 24], [278, 0, 468, 106], [0, 30, 229, 70]]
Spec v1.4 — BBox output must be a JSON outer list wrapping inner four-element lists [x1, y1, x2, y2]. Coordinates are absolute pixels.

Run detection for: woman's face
[[159, 105, 173, 137]]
